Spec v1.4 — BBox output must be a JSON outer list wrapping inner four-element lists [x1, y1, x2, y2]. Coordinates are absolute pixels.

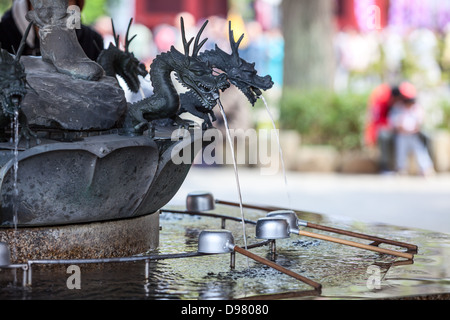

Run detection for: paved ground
[[169, 166, 450, 235]]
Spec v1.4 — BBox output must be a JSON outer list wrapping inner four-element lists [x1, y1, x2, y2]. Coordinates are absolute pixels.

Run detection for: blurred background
[[1, 0, 450, 233]]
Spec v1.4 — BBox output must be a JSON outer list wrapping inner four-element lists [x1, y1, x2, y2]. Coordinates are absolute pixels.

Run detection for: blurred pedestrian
[[153, 24, 177, 54], [364, 83, 403, 173], [388, 83, 435, 176]]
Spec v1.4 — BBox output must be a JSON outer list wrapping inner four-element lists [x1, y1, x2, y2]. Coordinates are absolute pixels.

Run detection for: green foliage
[[437, 99, 450, 130], [0, 0, 12, 15], [0, 0, 108, 25], [279, 88, 370, 151], [228, 0, 254, 20], [81, 0, 109, 26]]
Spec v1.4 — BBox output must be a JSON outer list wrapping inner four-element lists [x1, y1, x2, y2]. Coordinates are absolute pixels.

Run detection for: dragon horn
[[124, 18, 137, 53], [111, 18, 120, 48], [15, 21, 33, 62], [180, 17, 194, 56], [192, 20, 209, 57], [228, 21, 244, 60]]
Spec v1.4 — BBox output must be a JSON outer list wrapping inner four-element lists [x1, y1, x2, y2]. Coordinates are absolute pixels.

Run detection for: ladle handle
[[305, 222, 418, 251], [297, 230, 414, 260], [232, 245, 322, 291]]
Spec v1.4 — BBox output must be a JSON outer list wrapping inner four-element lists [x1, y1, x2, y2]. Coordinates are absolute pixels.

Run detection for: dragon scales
[[96, 18, 273, 133]]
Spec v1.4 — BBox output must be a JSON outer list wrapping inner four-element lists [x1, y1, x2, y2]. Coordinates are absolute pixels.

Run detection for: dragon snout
[[260, 74, 274, 90], [2, 88, 26, 115], [138, 62, 148, 77]]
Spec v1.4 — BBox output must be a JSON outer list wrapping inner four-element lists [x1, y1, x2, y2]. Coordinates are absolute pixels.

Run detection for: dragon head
[[171, 18, 230, 110], [0, 22, 34, 117], [206, 22, 274, 106], [97, 19, 148, 93]]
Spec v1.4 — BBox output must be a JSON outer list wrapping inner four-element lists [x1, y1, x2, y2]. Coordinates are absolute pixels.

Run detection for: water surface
[[0, 203, 449, 300]]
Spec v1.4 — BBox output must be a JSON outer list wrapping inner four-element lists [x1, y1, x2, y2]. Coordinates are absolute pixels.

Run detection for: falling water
[[9, 110, 20, 262], [13, 111, 20, 229], [139, 87, 146, 100], [260, 95, 292, 209], [217, 99, 249, 256]]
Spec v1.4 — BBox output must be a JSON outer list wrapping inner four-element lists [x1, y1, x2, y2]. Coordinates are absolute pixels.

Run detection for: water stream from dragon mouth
[[139, 87, 146, 100], [217, 99, 249, 267], [139, 74, 151, 99], [11, 110, 20, 261], [260, 95, 292, 210]]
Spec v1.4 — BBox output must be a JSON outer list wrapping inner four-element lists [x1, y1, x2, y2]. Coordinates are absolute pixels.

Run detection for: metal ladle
[[256, 216, 414, 260], [0, 242, 30, 287], [216, 200, 418, 253], [0, 242, 11, 267], [197, 230, 322, 291], [186, 191, 215, 212]]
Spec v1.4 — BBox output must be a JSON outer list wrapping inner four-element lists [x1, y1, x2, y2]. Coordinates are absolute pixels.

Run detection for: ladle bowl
[[256, 217, 292, 240], [198, 230, 234, 254], [0, 242, 11, 267], [186, 191, 215, 212]]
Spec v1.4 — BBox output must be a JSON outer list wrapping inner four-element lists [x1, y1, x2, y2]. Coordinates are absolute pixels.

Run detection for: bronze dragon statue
[[97, 18, 148, 94], [0, 22, 37, 142], [123, 17, 229, 135], [178, 21, 274, 129], [96, 18, 269, 133]]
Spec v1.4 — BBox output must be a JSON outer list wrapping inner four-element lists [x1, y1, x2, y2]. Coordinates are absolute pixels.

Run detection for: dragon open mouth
[[197, 82, 215, 94], [120, 62, 148, 94], [121, 71, 141, 94], [1, 90, 26, 116], [177, 74, 224, 110], [192, 73, 230, 110], [232, 75, 274, 106], [11, 95, 21, 106], [193, 81, 220, 109], [250, 86, 262, 98]]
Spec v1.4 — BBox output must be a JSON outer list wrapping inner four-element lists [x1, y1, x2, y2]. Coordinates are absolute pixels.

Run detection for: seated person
[[388, 86, 435, 176]]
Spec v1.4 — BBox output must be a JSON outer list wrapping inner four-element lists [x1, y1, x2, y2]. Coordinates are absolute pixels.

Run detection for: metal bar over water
[[22, 210, 272, 286]]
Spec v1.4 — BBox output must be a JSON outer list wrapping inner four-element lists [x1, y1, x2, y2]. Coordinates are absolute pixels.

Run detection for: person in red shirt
[[365, 83, 402, 172]]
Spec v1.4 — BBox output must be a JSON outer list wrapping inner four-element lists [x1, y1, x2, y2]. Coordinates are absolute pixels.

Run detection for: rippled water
[[0, 203, 447, 300]]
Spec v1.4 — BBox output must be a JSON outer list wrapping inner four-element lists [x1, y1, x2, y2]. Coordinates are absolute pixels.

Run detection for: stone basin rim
[[0, 209, 159, 230]]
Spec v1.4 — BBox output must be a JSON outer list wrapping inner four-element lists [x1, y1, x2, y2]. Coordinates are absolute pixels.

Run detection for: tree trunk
[[281, 0, 335, 91]]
